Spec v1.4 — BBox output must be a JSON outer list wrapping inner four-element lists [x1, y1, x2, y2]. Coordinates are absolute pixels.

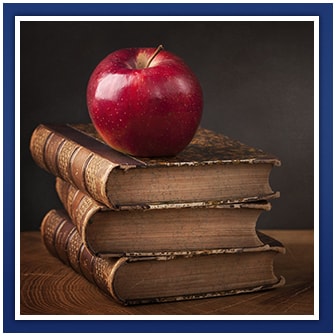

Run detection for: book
[[30, 123, 281, 208], [41, 208, 286, 306], [55, 177, 273, 257]]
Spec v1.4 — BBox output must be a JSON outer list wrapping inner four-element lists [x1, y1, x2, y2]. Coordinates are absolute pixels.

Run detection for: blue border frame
[[4, 2, 332, 333]]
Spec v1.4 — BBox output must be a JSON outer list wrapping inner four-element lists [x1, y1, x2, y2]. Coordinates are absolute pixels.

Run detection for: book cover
[[55, 177, 273, 256], [30, 123, 280, 208], [41, 208, 285, 306]]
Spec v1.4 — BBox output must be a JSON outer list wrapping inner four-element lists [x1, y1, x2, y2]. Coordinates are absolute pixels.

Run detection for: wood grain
[[20, 230, 314, 315]]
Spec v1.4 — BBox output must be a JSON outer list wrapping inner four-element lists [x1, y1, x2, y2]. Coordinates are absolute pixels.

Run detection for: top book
[[30, 124, 280, 209]]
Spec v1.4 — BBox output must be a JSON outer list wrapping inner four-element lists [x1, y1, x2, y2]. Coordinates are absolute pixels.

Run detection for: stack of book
[[30, 123, 285, 305]]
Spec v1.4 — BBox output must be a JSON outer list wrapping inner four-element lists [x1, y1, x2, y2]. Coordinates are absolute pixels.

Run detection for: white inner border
[[14, 15, 319, 321]]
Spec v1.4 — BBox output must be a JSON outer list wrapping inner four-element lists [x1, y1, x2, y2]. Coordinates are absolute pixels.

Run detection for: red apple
[[86, 45, 203, 157]]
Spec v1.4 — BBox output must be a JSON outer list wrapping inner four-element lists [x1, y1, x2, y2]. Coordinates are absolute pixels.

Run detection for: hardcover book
[[55, 177, 273, 257], [30, 123, 280, 208], [41, 208, 285, 306]]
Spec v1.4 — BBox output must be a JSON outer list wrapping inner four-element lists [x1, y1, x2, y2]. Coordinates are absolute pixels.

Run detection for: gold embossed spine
[[29, 125, 53, 171], [40, 209, 119, 300], [56, 177, 105, 253]]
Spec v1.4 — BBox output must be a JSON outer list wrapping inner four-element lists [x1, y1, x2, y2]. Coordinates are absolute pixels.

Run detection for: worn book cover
[[55, 177, 273, 256], [41, 208, 285, 306], [30, 123, 280, 208]]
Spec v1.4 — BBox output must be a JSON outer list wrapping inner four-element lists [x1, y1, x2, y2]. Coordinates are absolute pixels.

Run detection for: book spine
[[55, 177, 106, 252], [40, 209, 124, 304], [30, 124, 116, 207]]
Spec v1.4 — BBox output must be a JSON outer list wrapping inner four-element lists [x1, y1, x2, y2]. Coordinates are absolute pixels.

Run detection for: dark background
[[20, 20, 314, 231]]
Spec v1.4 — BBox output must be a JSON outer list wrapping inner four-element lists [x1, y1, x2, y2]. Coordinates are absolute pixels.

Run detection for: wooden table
[[20, 230, 314, 315]]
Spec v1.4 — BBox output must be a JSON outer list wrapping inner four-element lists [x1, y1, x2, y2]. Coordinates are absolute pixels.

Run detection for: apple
[[86, 45, 203, 157]]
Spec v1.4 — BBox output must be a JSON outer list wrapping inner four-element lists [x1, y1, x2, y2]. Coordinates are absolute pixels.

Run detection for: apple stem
[[145, 45, 164, 68]]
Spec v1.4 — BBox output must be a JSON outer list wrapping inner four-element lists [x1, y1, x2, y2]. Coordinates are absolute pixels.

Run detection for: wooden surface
[[20, 230, 314, 315]]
